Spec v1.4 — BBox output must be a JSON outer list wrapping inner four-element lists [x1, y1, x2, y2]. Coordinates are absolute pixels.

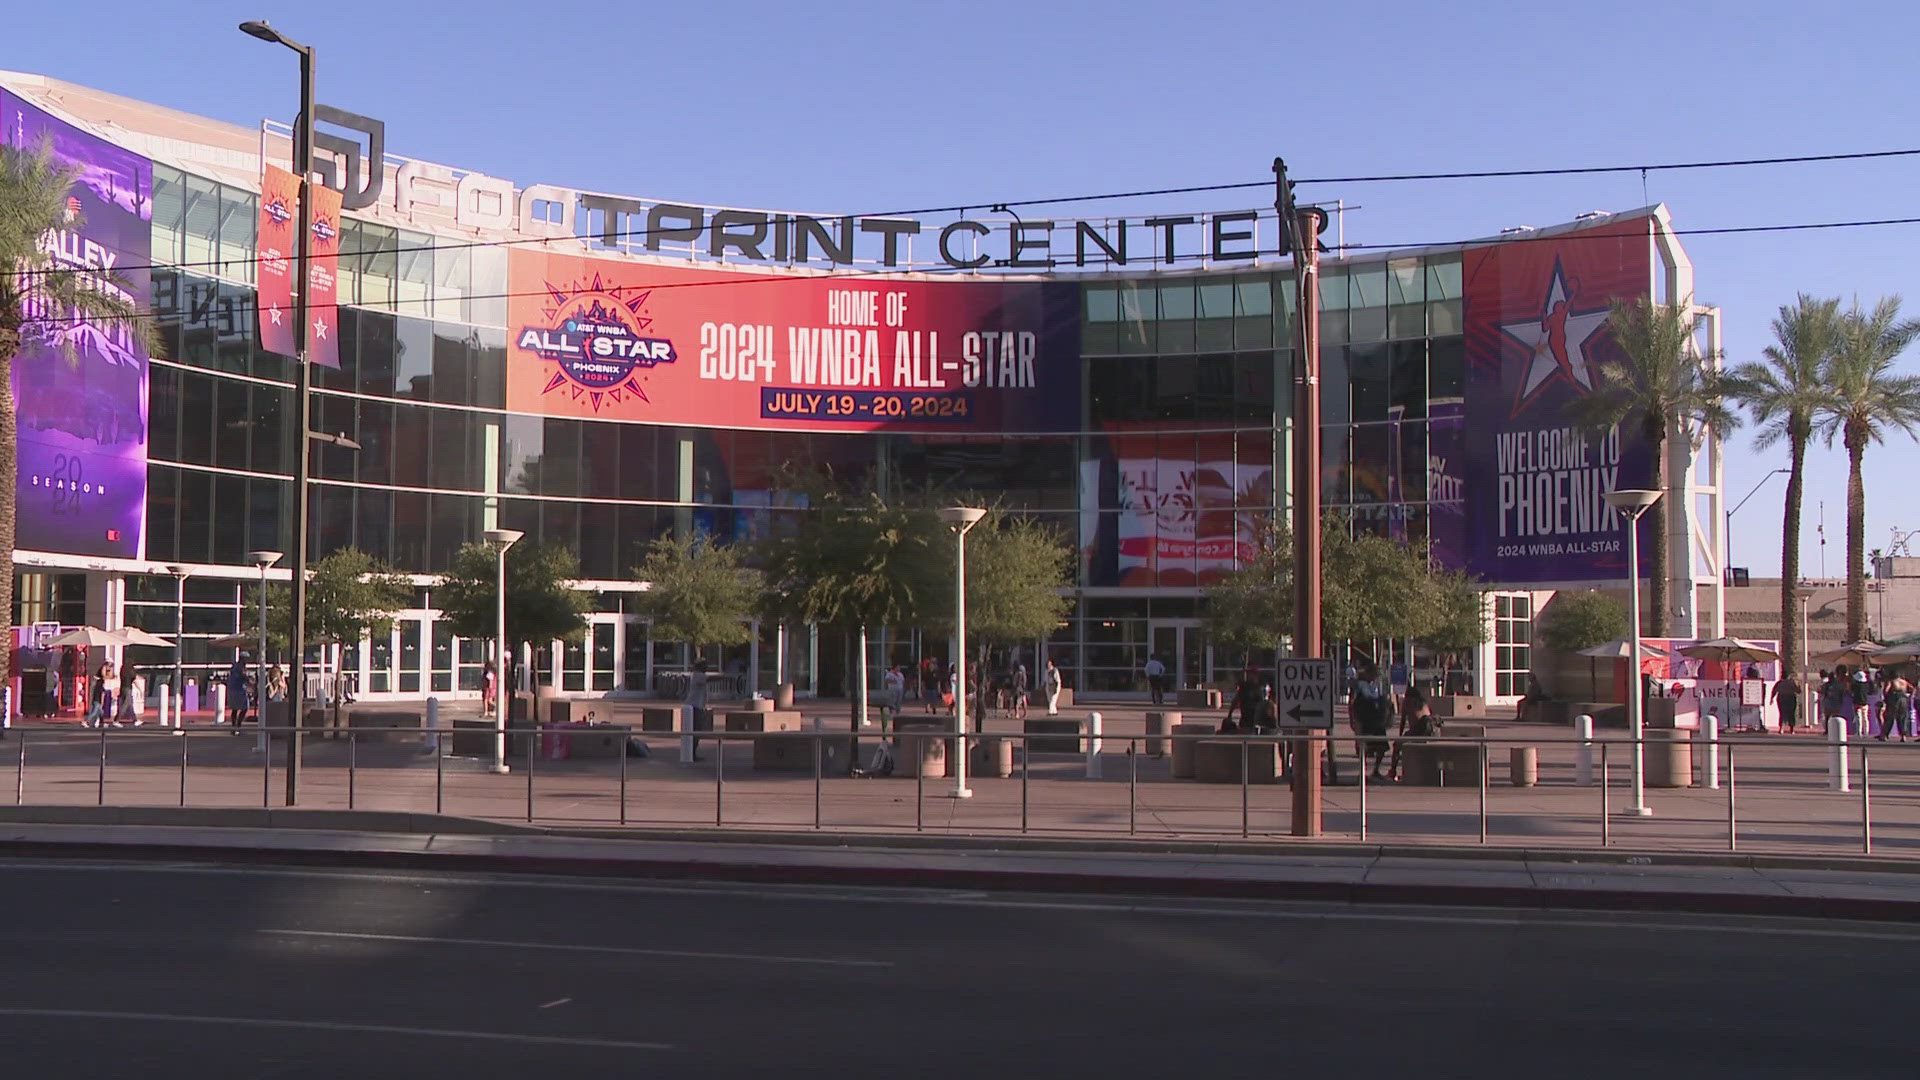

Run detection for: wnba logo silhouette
[[1497, 258, 1611, 418], [517, 275, 678, 413]]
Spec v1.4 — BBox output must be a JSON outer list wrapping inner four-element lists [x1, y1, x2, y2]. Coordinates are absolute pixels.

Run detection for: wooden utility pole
[[1276, 159, 1326, 837]]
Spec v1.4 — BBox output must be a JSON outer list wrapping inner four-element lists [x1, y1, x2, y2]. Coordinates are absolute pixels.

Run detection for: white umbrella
[[112, 627, 176, 648], [1573, 640, 1671, 700], [1812, 641, 1887, 668], [1677, 637, 1781, 664], [43, 626, 125, 648]]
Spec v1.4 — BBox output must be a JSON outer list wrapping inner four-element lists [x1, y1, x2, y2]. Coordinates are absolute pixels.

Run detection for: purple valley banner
[[2, 93, 150, 560]]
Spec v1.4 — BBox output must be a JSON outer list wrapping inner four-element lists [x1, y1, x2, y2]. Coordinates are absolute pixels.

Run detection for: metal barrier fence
[[1, 722, 1916, 857]]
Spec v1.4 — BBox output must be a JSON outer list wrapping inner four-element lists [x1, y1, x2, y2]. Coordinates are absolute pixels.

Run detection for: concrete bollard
[[679, 704, 697, 764], [214, 684, 227, 725], [1, 685, 10, 735], [1510, 746, 1538, 787], [1699, 711, 1720, 790], [1830, 715, 1851, 792], [1574, 714, 1594, 786], [1085, 711, 1103, 778], [160, 684, 172, 729]]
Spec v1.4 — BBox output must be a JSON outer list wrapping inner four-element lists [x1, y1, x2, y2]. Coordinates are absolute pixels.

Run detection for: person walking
[[226, 655, 250, 733], [85, 661, 119, 728], [1852, 669, 1874, 739], [1144, 654, 1167, 706], [1012, 663, 1030, 720], [881, 664, 906, 731], [1042, 659, 1063, 716], [1348, 662, 1393, 781], [115, 667, 147, 727], [1389, 683, 1437, 782], [1772, 676, 1799, 734], [482, 660, 498, 718], [1879, 673, 1912, 742]]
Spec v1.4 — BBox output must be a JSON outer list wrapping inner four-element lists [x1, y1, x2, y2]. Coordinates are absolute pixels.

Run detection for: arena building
[[0, 71, 1736, 710]]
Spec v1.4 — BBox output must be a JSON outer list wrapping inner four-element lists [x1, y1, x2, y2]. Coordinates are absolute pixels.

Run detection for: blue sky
[[5, 0, 1917, 578]]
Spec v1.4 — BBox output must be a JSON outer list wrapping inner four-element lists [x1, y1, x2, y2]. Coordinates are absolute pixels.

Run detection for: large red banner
[[256, 165, 298, 359], [306, 181, 342, 369], [506, 251, 1081, 432]]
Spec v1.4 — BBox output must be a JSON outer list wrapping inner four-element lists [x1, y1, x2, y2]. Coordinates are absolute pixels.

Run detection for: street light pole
[[483, 528, 523, 774], [1606, 488, 1663, 817], [937, 507, 986, 799], [241, 19, 316, 805], [1724, 468, 1789, 583], [167, 565, 187, 723], [248, 551, 281, 754]]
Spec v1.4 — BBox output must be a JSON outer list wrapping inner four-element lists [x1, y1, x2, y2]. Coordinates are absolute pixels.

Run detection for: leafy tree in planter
[[435, 541, 592, 692], [243, 548, 412, 720], [631, 534, 762, 666]]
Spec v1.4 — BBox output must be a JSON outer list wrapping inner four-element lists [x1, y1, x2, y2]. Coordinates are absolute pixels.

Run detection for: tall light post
[[166, 565, 188, 720], [483, 528, 523, 775], [937, 507, 986, 799], [248, 551, 281, 753], [1795, 582, 1815, 719], [240, 18, 316, 805], [1724, 468, 1788, 582], [1605, 488, 1663, 817]]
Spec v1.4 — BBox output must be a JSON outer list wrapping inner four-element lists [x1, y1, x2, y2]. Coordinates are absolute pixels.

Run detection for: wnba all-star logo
[[518, 275, 678, 413]]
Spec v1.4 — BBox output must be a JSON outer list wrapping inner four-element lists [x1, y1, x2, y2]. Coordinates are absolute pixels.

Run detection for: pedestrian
[[482, 660, 498, 718], [1389, 683, 1437, 782], [85, 661, 118, 728], [1221, 667, 1262, 734], [1852, 668, 1874, 738], [921, 656, 941, 714], [686, 657, 710, 760], [1042, 659, 1063, 716], [1348, 661, 1392, 780], [115, 667, 147, 727], [1879, 673, 1912, 742], [1772, 676, 1799, 734], [226, 655, 250, 732], [942, 664, 957, 715], [881, 664, 905, 731], [1012, 663, 1030, 720], [1144, 654, 1167, 706]]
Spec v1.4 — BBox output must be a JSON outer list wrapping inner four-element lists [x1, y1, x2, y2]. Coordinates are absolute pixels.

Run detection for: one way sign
[[1274, 659, 1334, 729]]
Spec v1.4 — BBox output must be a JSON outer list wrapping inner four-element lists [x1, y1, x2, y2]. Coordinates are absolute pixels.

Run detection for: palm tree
[[0, 138, 152, 692], [1571, 297, 1737, 637], [1819, 297, 1920, 642], [1725, 294, 1841, 680]]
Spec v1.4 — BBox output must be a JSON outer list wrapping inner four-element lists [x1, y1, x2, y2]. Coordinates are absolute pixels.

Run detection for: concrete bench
[[639, 706, 680, 733], [1176, 688, 1223, 710], [1430, 696, 1482, 719], [723, 710, 803, 733], [895, 728, 947, 778], [344, 709, 423, 745], [542, 724, 625, 760], [1191, 739, 1282, 784], [752, 733, 843, 772], [1399, 741, 1484, 786], [1024, 717, 1083, 754]]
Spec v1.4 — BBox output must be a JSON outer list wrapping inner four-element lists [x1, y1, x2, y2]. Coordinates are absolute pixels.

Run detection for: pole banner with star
[[304, 180, 343, 368], [504, 250, 1080, 432], [256, 164, 299, 359], [1, 91, 151, 560], [1461, 218, 1655, 585]]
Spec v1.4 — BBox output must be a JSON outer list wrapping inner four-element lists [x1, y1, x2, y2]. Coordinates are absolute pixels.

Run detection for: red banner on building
[[255, 165, 299, 358], [305, 181, 343, 368], [505, 250, 1080, 433]]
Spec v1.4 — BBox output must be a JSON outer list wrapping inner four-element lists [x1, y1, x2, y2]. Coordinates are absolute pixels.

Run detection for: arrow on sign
[[1286, 704, 1325, 724]]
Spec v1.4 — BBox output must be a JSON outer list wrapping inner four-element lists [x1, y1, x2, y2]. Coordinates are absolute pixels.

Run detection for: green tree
[[1569, 297, 1737, 636], [1820, 296, 1920, 641], [1421, 569, 1489, 660], [1725, 294, 1842, 678], [242, 549, 411, 716], [0, 138, 156, 692], [922, 510, 1075, 670], [631, 534, 761, 664], [1202, 522, 1291, 658], [435, 541, 593, 688], [1538, 589, 1629, 653]]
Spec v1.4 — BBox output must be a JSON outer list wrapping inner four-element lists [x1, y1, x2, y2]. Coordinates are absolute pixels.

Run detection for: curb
[[0, 830, 1915, 924]]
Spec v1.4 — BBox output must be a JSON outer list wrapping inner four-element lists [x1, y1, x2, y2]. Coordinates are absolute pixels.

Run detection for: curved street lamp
[[1605, 488, 1663, 817], [936, 507, 986, 798]]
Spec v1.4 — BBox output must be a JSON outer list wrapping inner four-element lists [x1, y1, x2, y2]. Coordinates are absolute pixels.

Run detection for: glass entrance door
[[1148, 621, 1210, 693]]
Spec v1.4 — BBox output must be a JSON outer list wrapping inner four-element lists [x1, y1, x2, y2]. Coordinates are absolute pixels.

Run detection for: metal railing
[[1, 722, 1916, 858]]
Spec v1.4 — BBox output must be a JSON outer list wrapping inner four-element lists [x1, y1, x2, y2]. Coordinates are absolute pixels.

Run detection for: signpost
[[1275, 659, 1335, 730]]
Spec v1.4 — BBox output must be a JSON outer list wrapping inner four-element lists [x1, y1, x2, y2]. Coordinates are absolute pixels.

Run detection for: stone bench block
[[1170, 722, 1218, 778], [1176, 688, 1223, 710], [1191, 739, 1282, 784], [1023, 717, 1084, 754], [1399, 741, 1484, 786], [723, 710, 803, 733]]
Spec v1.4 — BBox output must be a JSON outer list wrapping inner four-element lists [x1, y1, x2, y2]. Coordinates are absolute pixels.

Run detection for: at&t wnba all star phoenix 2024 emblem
[[1496, 257, 1611, 418], [518, 274, 678, 412]]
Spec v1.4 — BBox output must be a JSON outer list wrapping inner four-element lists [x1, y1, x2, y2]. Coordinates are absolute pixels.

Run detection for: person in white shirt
[[1144, 655, 1167, 706], [1043, 660, 1063, 715]]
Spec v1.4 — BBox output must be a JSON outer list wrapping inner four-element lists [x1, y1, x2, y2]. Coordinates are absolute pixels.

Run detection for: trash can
[[1645, 729, 1693, 788], [1509, 746, 1538, 787], [974, 734, 1014, 778]]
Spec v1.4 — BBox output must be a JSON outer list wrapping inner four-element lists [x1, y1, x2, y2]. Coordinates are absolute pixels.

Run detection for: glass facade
[[30, 156, 1495, 701]]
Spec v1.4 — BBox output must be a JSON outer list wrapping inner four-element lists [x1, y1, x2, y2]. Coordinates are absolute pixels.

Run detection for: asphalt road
[[0, 859, 1910, 1078]]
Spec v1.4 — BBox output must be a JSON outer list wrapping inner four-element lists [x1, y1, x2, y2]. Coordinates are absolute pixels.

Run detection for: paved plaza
[[4, 698, 1917, 861]]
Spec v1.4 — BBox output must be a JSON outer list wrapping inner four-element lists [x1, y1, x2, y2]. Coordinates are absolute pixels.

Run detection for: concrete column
[[1830, 715, 1851, 792], [1700, 711, 1720, 790], [1084, 711, 1103, 779], [1574, 714, 1594, 786]]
